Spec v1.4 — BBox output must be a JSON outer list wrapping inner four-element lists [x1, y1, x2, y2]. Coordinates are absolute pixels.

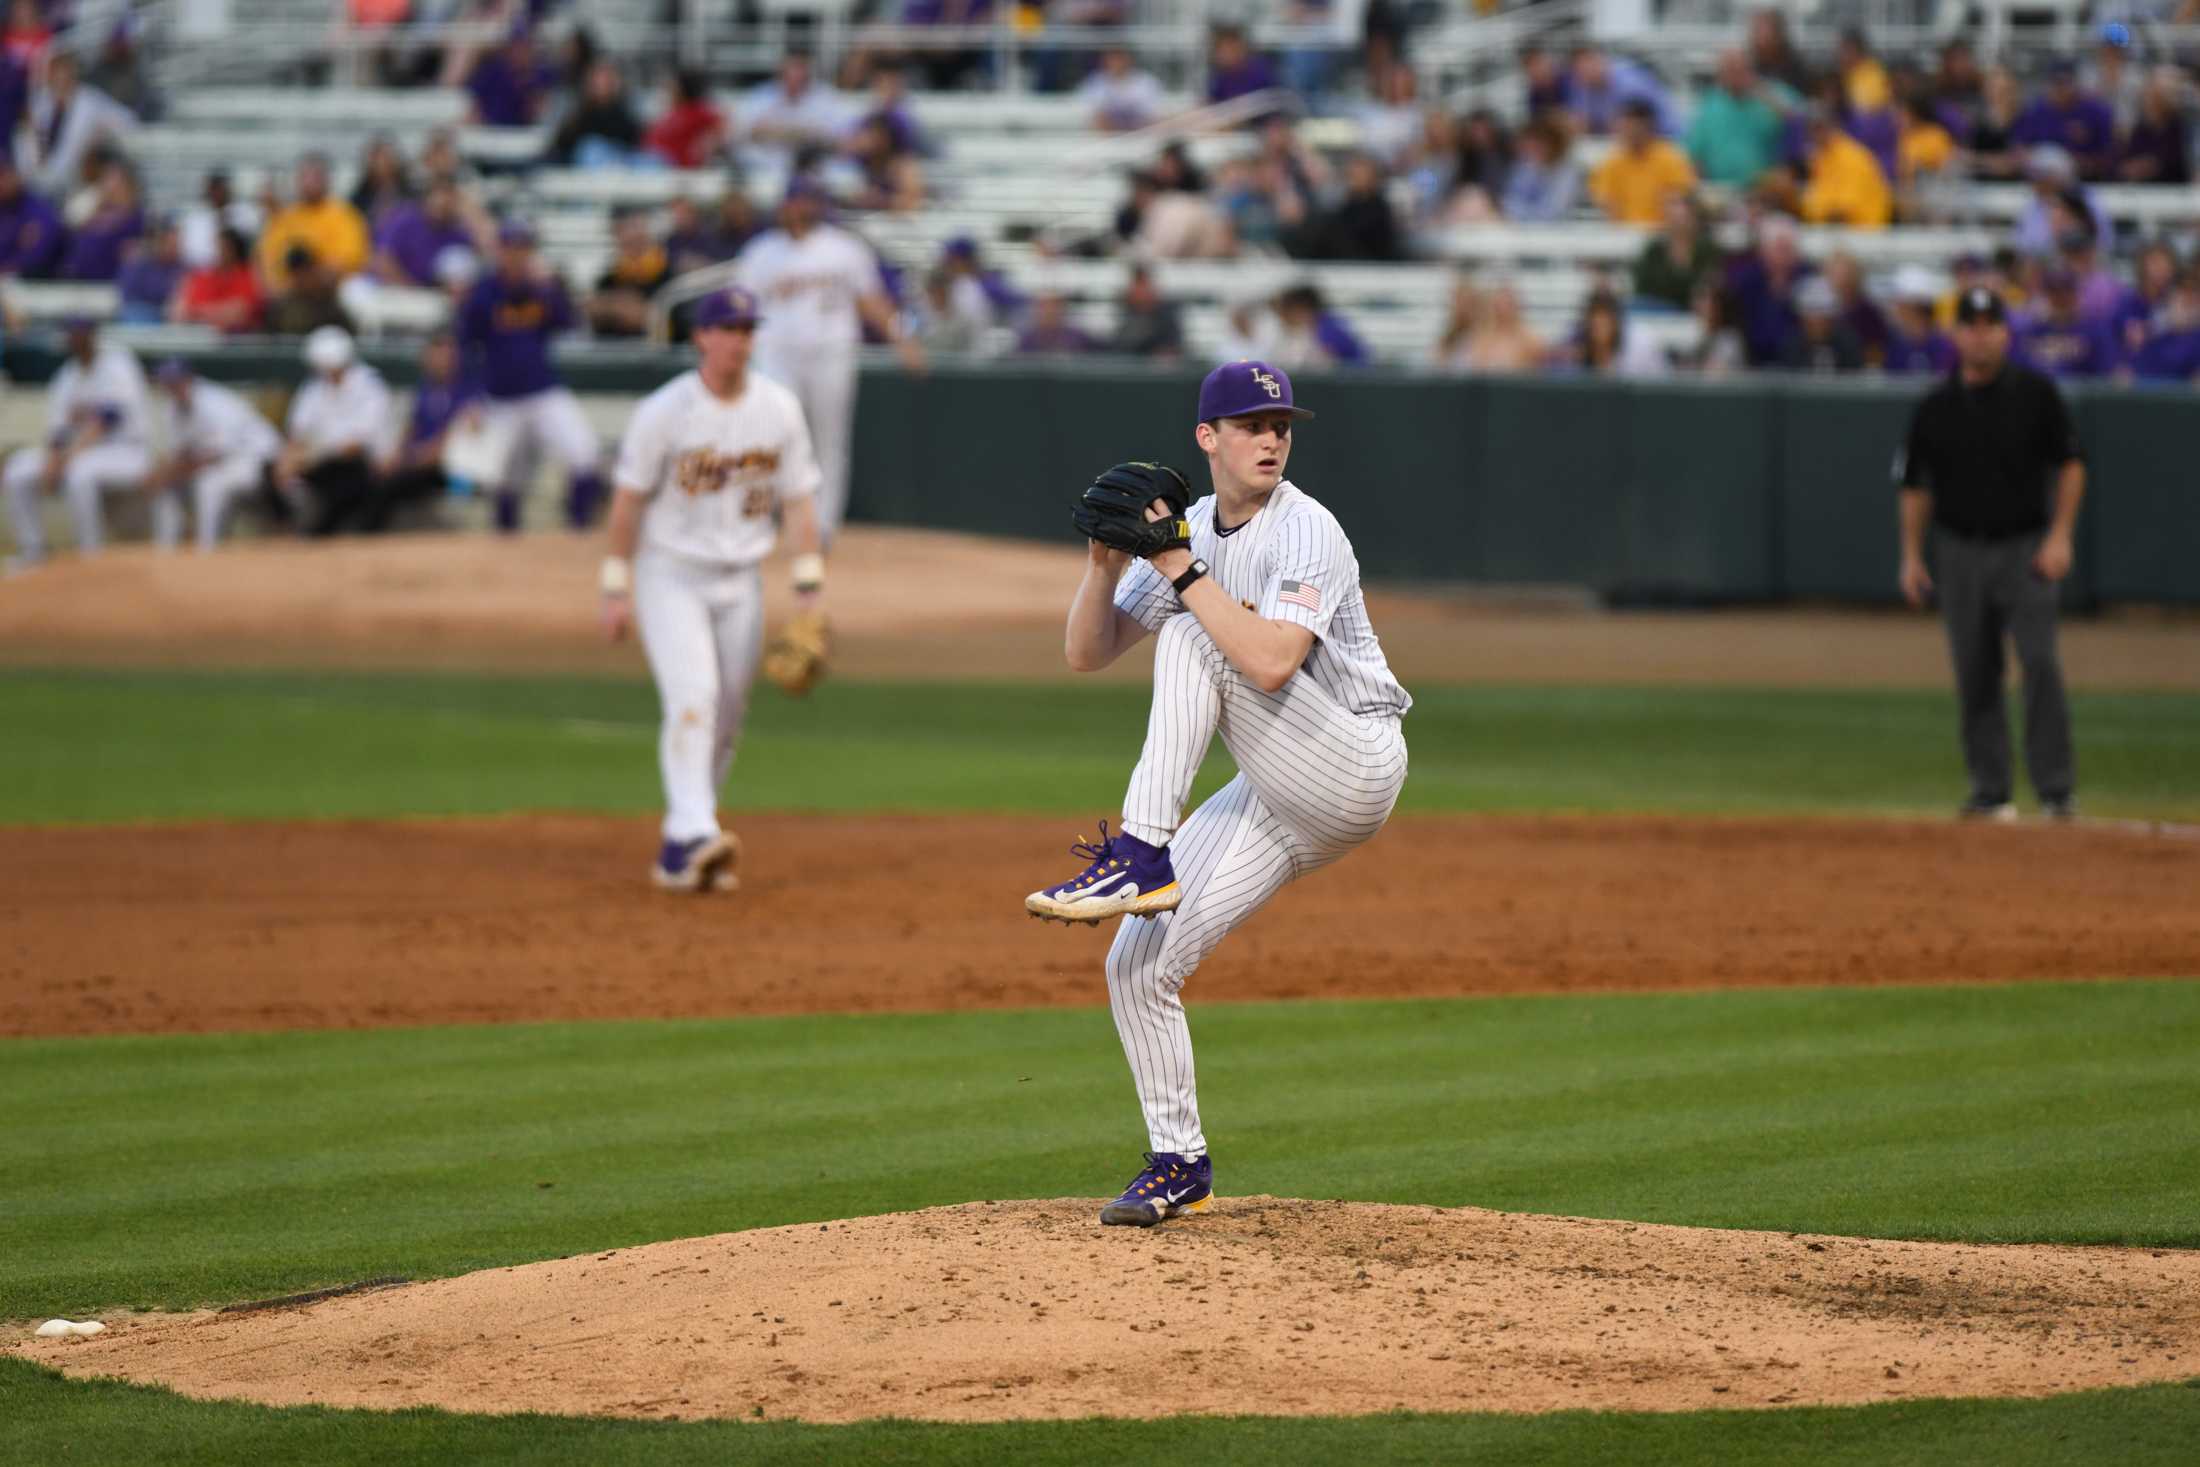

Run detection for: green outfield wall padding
[[12, 340, 2192, 603]]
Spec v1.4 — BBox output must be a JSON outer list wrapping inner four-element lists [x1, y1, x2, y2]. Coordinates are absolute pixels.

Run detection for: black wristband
[[1171, 558, 1209, 595]]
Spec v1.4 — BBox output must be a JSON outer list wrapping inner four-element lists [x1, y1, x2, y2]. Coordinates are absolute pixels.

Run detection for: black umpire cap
[[1954, 287, 2007, 325]]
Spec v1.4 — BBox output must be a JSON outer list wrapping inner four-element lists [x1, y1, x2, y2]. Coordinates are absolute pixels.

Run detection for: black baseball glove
[[1072, 462, 1194, 559]]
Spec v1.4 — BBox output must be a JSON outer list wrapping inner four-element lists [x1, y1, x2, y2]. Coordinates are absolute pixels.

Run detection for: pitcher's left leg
[[1106, 774, 1300, 1159]]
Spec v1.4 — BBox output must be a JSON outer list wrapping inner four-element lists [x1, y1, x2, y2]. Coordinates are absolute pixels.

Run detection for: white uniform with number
[[1106, 480, 1411, 1157], [614, 368, 822, 842], [155, 380, 281, 551], [3, 343, 153, 560], [733, 224, 881, 543]]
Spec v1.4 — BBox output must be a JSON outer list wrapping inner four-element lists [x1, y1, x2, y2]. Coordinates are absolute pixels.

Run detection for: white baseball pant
[[754, 344, 855, 544], [148, 454, 268, 552], [1107, 611, 1407, 1157], [489, 388, 601, 488], [634, 550, 767, 843], [3, 441, 154, 559]]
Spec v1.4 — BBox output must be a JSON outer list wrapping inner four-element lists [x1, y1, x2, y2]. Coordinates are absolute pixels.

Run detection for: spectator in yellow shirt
[[256, 154, 370, 291], [1589, 99, 1698, 225], [1835, 27, 1891, 112], [1799, 109, 1892, 229]]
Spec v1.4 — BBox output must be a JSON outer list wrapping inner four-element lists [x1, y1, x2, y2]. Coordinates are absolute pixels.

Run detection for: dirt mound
[[18, 1198, 2199, 1422], [7, 814, 2199, 1038]]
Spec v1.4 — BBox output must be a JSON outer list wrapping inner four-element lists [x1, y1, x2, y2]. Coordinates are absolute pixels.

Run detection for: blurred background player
[[598, 287, 825, 892], [147, 358, 281, 552], [3, 316, 151, 565], [733, 175, 923, 545], [1896, 287, 2086, 821], [276, 326, 394, 538], [458, 220, 606, 533]]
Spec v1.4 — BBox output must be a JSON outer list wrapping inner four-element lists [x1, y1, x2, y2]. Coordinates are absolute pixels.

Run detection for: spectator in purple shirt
[[361, 330, 481, 530], [466, 26, 556, 128], [1205, 24, 1279, 107], [1563, 45, 1680, 137], [1726, 216, 1812, 366], [2119, 70, 2191, 185], [1885, 267, 1956, 374], [2011, 60, 2117, 179], [372, 176, 478, 288], [1518, 43, 1567, 119], [2017, 270, 2120, 377], [1015, 292, 1097, 355], [2112, 241, 2179, 355], [115, 216, 182, 322], [0, 150, 63, 278], [2128, 270, 2200, 383], [2056, 226, 2122, 323], [61, 157, 142, 281]]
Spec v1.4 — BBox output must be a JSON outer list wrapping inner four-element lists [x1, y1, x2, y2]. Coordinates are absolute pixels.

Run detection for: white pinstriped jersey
[[1114, 480, 1411, 720]]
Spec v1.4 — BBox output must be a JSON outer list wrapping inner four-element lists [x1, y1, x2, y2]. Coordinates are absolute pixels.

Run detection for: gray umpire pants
[[1933, 527, 2075, 805]]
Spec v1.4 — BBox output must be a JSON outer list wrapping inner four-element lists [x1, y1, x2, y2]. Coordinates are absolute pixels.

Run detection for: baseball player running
[[457, 221, 608, 532], [599, 286, 825, 892], [3, 317, 151, 564], [148, 359, 280, 551], [733, 176, 923, 545], [1028, 360, 1411, 1227]]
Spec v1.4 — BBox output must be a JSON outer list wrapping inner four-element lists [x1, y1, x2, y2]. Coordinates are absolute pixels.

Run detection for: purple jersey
[[1884, 327, 1956, 374], [468, 52, 555, 127], [406, 375, 482, 446], [2131, 328, 2200, 383], [457, 274, 574, 398], [61, 205, 142, 281], [2016, 318, 2119, 379], [0, 189, 64, 277], [116, 252, 181, 310], [2011, 96, 2117, 167], [377, 203, 472, 286]]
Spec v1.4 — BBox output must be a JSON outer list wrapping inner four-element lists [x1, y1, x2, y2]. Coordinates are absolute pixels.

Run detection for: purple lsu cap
[[782, 174, 830, 208], [1196, 359, 1314, 425], [691, 286, 761, 331]]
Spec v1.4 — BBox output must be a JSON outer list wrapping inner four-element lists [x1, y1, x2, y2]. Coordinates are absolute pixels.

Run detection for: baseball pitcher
[[1028, 359, 1411, 1226]]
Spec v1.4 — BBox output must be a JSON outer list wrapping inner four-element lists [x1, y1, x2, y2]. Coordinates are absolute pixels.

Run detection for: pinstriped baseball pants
[[1108, 611, 1406, 1157]]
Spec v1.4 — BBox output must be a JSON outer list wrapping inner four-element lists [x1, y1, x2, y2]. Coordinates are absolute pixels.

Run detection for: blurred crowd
[[0, 0, 2197, 384]]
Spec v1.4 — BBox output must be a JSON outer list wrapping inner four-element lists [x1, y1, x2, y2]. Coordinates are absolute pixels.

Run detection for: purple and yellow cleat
[[1025, 820, 1180, 924], [1100, 1151, 1213, 1227], [652, 833, 739, 893]]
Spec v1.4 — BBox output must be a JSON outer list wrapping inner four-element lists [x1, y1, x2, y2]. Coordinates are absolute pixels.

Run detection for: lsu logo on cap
[[1251, 367, 1282, 399]]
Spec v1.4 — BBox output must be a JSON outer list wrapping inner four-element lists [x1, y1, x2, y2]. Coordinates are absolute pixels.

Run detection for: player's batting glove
[[1072, 462, 1193, 560]]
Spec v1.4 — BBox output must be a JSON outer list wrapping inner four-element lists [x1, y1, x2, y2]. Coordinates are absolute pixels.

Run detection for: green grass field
[[5, 667, 2197, 1463], [6, 667, 2200, 823]]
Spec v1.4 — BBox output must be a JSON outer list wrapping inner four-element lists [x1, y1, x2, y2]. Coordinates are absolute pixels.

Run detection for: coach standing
[[1895, 286, 2085, 821]]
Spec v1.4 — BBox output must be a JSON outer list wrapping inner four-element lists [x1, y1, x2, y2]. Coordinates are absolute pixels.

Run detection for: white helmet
[[304, 325, 355, 372]]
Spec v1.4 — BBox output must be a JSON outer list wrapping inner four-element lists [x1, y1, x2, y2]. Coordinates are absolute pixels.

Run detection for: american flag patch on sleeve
[[1278, 580, 1321, 613]]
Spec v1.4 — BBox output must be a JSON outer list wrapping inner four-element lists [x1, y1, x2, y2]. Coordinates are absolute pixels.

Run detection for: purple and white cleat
[[1100, 1151, 1213, 1227], [1025, 820, 1180, 924], [652, 833, 738, 893]]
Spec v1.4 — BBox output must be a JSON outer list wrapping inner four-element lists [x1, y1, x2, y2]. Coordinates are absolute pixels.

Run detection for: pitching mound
[[18, 1199, 2200, 1423]]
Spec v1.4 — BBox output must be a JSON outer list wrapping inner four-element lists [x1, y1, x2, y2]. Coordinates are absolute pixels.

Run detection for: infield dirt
[[18, 1198, 2200, 1422], [7, 812, 2200, 1037]]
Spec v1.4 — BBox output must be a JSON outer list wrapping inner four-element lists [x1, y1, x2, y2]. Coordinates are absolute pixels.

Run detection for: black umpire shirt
[[1894, 364, 2082, 540]]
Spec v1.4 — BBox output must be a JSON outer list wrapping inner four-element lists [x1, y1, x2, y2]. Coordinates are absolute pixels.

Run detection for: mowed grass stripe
[[6, 982, 2199, 1320], [5, 1360, 2200, 1467], [5, 668, 2199, 822]]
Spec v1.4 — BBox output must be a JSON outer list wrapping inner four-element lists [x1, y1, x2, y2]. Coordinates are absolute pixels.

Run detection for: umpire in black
[[1894, 286, 2086, 820]]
